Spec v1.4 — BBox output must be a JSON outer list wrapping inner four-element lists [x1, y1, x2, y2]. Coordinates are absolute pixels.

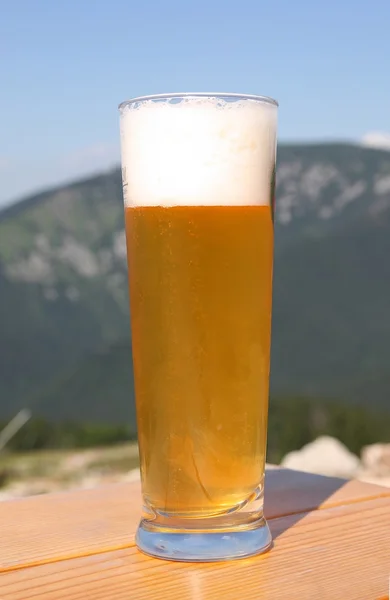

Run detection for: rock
[[281, 436, 360, 478], [360, 443, 390, 476], [123, 469, 141, 482], [61, 450, 98, 472], [356, 473, 390, 488], [79, 475, 101, 490]]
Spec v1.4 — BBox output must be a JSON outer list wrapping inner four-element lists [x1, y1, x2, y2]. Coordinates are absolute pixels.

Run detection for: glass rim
[[119, 92, 278, 110]]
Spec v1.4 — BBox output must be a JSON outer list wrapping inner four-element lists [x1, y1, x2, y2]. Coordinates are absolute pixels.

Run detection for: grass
[[0, 442, 140, 491]]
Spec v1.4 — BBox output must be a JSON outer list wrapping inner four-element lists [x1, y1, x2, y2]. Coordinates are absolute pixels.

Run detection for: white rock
[[281, 436, 360, 479], [79, 475, 101, 489], [113, 230, 127, 260], [123, 469, 141, 482], [57, 237, 100, 277], [7, 253, 53, 283], [360, 444, 390, 476], [356, 473, 390, 488]]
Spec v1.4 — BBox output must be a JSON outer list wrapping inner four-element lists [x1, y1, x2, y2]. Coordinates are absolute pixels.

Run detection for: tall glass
[[119, 93, 278, 561]]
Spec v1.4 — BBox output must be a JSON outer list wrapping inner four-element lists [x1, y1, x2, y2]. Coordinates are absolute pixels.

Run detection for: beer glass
[[119, 93, 278, 561]]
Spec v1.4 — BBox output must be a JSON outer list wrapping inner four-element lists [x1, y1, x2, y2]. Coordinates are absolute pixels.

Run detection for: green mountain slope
[[272, 203, 390, 403], [28, 340, 136, 427], [0, 171, 129, 416]]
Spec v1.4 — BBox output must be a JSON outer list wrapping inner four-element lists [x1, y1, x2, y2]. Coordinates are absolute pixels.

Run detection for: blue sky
[[1, 0, 389, 205]]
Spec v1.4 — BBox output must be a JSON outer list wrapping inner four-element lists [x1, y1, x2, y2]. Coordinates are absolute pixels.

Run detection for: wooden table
[[1, 468, 390, 600]]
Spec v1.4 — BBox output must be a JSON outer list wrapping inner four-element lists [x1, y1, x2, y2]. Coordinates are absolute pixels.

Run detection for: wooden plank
[[1, 469, 389, 572], [0, 481, 140, 573], [2, 496, 390, 600]]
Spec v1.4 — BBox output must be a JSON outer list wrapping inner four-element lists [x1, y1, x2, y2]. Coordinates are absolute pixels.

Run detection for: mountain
[[0, 172, 129, 416], [272, 199, 390, 399], [1, 143, 390, 421], [275, 143, 390, 240], [28, 340, 136, 428]]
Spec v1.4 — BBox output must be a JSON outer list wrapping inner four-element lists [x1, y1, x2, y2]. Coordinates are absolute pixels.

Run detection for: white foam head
[[119, 94, 278, 207]]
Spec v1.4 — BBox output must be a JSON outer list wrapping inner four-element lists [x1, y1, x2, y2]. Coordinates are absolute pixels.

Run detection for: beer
[[126, 204, 273, 516], [120, 93, 277, 560]]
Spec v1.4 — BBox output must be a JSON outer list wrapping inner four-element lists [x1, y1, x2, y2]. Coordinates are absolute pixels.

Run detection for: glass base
[[136, 517, 272, 562]]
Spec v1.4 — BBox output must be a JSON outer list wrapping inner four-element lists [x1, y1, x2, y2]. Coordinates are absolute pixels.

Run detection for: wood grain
[[2, 496, 390, 600], [1, 469, 389, 572]]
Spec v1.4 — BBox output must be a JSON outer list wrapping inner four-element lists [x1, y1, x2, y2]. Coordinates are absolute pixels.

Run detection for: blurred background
[[1, 0, 390, 499]]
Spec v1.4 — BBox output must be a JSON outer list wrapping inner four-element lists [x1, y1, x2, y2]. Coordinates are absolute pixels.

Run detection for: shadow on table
[[264, 467, 348, 541]]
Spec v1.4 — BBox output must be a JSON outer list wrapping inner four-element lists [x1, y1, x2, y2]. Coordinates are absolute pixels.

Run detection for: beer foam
[[119, 95, 277, 207]]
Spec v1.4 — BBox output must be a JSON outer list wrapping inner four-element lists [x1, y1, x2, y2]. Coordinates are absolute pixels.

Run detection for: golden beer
[[126, 204, 273, 516], [120, 92, 277, 560]]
